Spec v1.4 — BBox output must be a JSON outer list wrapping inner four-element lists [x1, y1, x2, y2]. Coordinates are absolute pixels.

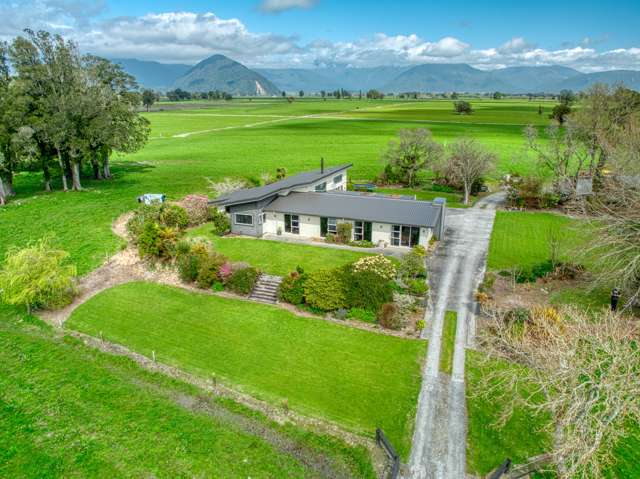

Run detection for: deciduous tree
[[439, 138, 494, 204], [382, 128, 443, 187]]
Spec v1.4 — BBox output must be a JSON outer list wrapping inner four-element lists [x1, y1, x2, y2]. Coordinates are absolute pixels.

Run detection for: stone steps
[[249, 274, 283, 304]]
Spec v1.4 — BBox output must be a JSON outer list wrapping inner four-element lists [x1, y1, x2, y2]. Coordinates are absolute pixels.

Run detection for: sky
[[1, 0, 639, 72]]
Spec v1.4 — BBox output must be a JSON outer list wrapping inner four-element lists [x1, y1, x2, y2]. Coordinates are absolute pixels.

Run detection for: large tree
[[438, 138, 495, 204], [382, 128, 443, 187]]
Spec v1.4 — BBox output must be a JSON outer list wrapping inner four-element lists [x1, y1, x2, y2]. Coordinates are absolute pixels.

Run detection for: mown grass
[[66, 281, 427, 459], [0, 304, 375, 478], [186, 225, 375, 275], [487, 211, 591, 271], [439, 311, 458, 374], [466, 350, 552, 476], [375, 187, 471, 208]]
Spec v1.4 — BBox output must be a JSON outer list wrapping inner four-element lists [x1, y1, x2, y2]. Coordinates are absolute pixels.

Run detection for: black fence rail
[[375, 428, 400, 479], [488, 454, 552, 479], [488, 458, 512, 478]]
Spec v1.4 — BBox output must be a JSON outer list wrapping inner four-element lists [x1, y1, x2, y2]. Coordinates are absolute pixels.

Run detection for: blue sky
[[1, 0, 639, 71]]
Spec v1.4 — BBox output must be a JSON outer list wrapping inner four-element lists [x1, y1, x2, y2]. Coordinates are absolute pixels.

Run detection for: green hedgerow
[[279, 271, 307, 305], [226, 267, 259, 295], [304, 268, 347, 311]]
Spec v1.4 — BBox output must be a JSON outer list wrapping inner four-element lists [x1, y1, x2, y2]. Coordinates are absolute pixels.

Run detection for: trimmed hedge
[[279, 272, 307, 305], [344, 269, 393, 312], [304, 269, 347, 311]]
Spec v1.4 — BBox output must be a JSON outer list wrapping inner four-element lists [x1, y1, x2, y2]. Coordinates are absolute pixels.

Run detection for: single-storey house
[[210, 163, 446, 248]]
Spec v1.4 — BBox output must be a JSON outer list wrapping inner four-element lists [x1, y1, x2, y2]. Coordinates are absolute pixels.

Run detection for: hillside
[[112, 58, 190, 89], [172, 54, 280, 96]]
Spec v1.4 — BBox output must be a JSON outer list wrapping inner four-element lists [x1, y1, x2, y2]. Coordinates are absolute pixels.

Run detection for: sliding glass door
[[392, 225, 420, 247]]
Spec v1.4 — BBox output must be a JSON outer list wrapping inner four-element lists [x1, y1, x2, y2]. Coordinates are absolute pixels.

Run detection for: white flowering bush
[[352, 254, 396, 280]]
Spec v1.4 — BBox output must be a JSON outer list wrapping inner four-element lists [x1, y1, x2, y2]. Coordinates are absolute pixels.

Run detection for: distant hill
[[172, 54, 280, 96], [488, 66, 580, 93], [257, 66, 410, 92], [112, 58, 190, 89], [553, 70, 640, 92]]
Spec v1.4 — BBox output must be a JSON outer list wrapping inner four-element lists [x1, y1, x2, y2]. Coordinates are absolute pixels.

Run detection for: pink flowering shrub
[[179, 195, 210, 225]]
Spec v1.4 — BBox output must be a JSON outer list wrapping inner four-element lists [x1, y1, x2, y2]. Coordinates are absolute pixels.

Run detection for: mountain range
[[113, 54, 640, 94]]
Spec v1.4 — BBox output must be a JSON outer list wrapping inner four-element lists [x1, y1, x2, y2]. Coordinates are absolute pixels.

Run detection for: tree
[[366, 89, 384, 100], [538, 105, 543, 115], [550, 103, 571, 124], [281, 90, 286, 98], [0, 237, 77, 313], [142, 89, 156, 112], [299, 90, 304, 97], [382, 128, 443, 188], [453, 100, 473, 114], [450, 92, 459, 99], [439, 138, 495, 204], [559, 89, 576, 106], [477, 305, 639, 478], [492, 91, 503, 100]]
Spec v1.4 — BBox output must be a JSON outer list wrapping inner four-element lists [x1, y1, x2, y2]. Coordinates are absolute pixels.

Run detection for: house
[[211, 163, 446, 248]]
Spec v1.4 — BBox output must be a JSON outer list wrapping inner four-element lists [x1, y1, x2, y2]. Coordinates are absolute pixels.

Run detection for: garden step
[[249, 274, 283, 304]]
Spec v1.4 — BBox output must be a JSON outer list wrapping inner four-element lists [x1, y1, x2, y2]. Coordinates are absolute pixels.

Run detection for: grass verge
[[66, 281, 426, 459], [439, 311, 457, 374]]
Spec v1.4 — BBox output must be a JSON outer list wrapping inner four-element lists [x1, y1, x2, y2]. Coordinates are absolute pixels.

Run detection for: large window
[[391, 225, 420, 247], [284, 214, 300, 234], [314, 182, 327, 192], [354, 221, 372, 241], [234, 213, 253, 226], [333, 174, 343, 184], [320, 217, 337, 237]]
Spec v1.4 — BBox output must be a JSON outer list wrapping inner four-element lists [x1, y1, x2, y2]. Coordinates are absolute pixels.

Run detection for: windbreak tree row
[[0, 29, 150, 202]]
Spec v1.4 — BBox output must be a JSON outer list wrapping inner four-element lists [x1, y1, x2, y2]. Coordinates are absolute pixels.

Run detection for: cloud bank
[[1, 2, 638, 72]]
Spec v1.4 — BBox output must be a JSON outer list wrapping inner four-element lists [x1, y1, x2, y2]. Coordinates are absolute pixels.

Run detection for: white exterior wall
[[295, 170, 348, 193], [372, 222, 391, 246]]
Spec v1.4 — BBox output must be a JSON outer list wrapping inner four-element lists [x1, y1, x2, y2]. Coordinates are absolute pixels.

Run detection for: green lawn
[[488, 211, 591, 271], [375, 187, 471, 208], [466, 350, 552, 476], [439, 311, 458, 374], [0, 304, 374, 478], [186, 224, 375, 275], [66, 281, 427, 459]]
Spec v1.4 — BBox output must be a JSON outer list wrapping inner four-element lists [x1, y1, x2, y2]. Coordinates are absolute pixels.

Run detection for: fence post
[[375, 427, 400, 479], [488, 458, 512, 479]]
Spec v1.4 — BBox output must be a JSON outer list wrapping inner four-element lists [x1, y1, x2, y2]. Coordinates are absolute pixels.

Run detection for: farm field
[[66, 281, 427, 459], [0, 98, 552, 276], [0, 305, 375, 478], [186, 225, 376, 275]]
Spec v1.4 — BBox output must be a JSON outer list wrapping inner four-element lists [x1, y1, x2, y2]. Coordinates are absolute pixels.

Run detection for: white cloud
[[260, 0, 318, 13], [0, 2, 638, 72]]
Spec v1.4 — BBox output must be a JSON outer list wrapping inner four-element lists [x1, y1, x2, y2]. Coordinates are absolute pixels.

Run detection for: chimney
[[320, 157, 324, 174]]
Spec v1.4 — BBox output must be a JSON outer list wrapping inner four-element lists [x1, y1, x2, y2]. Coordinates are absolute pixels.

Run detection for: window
[[333, 174, 343, 184], [321, 217, 337, 237], [284, 214, 299, 234], [354, 221, 363, 241], [392, 225, 420, 247], [314, 182, 327, 192], [235, 213, 253, 226]]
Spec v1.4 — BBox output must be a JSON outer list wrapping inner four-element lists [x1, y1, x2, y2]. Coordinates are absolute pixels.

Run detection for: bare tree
[[382, 128, 443, 187], [477, 305, 640, 478], [439, 138, 495, 205]]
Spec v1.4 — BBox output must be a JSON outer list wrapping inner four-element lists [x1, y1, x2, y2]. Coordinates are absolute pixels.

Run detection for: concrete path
[[407, 194, 500, 478]]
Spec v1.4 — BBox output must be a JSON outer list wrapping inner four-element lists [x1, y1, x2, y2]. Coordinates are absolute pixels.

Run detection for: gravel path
[[407, 194, 501, 478]]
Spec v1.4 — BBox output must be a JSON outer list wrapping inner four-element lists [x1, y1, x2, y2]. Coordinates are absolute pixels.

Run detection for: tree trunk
[[0, 176, 5, 205], [463, 182, 470, 205], [0, 173, 15, 197], [71, 161, 82, 191], [56, 150, 69, 192], [103, 152, 111, 179], [91, 155, 103, 180], [43, 161, 51, 192]]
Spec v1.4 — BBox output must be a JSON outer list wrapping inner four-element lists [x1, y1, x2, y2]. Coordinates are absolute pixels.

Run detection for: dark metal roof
[[265, 191, 444, 228], [211, 164, 352, 206]]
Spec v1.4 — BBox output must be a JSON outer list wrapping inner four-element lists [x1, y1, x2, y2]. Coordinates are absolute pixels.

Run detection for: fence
[[375, 427, 400, 479], [488, 454, 552, 479]]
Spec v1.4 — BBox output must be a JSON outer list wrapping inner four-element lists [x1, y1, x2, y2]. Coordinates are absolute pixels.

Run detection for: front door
[[320, 217, 328, 237], [364, 222, 372, 242]]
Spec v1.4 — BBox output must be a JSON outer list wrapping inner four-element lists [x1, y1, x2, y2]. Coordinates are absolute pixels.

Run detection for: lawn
[[375, 186, 471, 208], [439, 311, 458, 374], [66, 281, 427, 459], [186, 224, 375, 275], [0, 98, 551, 276], [0, 304, 375, 478], [466, 350, 552, 476], [487, 211, 591, 271]]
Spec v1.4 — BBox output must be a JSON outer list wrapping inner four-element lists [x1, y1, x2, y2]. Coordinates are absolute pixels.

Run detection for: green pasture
[[67, 282, 426, 458], [0, 304, 374, 478]]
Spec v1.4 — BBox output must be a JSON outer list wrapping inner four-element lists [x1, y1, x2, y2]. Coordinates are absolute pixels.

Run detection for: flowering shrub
[[179, 195, 210, 225], [279, 271, 307, 305], [353, 255, 396, 280], [218, 262, 233, 283], [159, 204, 189, 230], [226, 267, 259, 295]]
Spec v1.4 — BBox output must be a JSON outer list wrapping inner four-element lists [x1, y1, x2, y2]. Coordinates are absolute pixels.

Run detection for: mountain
[[257, 66, 410, 92], [553, 70, 640, 92], [383, 63, 511, 93], [172, 54, 280, 96], [489, 66, 580, 93], [112, 58, 190, 89]]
